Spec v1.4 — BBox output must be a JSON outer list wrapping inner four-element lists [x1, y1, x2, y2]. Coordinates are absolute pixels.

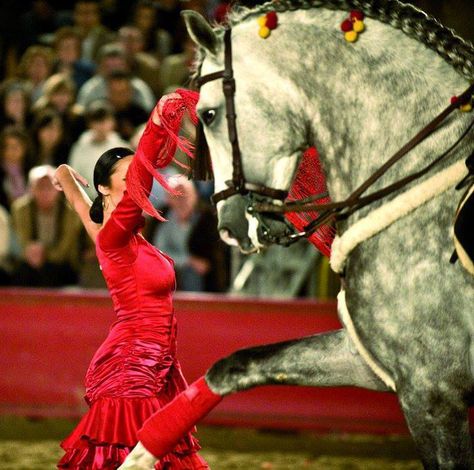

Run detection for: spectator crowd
[[0, 0, 231, 292]]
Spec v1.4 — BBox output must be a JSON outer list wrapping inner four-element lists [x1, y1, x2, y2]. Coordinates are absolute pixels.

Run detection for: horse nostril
[[219, 228, 239, 247]]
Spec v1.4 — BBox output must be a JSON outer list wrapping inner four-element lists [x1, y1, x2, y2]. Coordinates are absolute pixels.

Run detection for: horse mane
[[210, 0, 473, 80]]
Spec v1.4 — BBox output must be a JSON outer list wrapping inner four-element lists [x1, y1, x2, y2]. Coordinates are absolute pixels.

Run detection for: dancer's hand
[[53, 164, 89, 192], [117, 442, 158, 470], [151, 92, 182, 126]]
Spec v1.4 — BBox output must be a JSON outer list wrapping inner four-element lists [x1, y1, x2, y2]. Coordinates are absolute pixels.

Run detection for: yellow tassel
[[259, 26, 271, 38], [344, 30, 358, 42], [353, 20, 365, 33]]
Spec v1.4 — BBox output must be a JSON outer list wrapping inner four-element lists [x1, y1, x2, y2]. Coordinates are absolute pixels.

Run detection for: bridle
[[196, 29, 289, 206], [196, 27, 474, 243]]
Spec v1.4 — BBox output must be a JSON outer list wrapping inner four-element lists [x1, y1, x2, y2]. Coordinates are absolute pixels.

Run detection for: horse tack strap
[[337, 290, 396, 391], [197, 28, 290, 206], [346, 82, 474, 205], [253, 82, 474, 226], [330, 159, 467, 274]]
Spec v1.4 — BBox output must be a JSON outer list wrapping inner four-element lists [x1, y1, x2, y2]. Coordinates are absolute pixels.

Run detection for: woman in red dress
[[53, 91, 208, 469]]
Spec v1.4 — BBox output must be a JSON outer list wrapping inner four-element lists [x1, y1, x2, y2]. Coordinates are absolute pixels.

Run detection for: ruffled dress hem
[[58, 396, 204, 470]]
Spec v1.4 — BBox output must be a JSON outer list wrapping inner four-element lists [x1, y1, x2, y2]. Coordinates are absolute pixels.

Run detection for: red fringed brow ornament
[[285, 147, 336, 257]]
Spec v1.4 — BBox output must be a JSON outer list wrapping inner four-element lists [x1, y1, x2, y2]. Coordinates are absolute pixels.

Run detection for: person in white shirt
[[68, 100, 128, 199]]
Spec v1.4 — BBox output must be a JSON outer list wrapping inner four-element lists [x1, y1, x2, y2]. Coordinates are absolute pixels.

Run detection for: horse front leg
[[398, 384, 473, 469], [206, 328, 388, 393], [118, 329, 388, 469]]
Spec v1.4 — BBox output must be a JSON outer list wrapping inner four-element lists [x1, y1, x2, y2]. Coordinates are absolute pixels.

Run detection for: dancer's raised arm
[[52, 165, 100, 242]]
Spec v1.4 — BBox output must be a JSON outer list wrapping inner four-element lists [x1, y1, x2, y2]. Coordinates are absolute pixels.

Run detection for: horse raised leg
[[119, 329, 389, 469], [397, 383, 473, 469], [205, 328, 388, 394]]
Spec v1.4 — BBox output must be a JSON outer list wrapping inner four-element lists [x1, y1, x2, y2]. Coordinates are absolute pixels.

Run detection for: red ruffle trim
[[58, 396, 202, 469]]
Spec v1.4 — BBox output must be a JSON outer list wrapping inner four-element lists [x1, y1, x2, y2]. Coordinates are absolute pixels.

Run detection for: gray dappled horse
[[120, 1, 474, 469], [184, 1, 474, 467]]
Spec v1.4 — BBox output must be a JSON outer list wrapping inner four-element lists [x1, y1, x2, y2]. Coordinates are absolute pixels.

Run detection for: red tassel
[[265, 11, 278, 30], [126, 89, 200, 221]]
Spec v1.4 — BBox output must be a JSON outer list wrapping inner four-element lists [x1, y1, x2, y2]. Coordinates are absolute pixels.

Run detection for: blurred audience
[[72, 0, 115, 63], [0, 126, 32, 210], [118, 25, 162, 96], [148, 175, 229, 292], [68, 100, 128, 199], [0, 203, 20, 285], [17, 45, 55, 103], [77, 42, 156, 112], [106, 70, 149, 141], [52, 26, 96, 90], [10, 164, 81, 287], [158, 36, 195, 95], [0, 0, 238, 293], [131, 0, 173, 60], [0, 80, 32, 131], [32, 73, 86, 147], [30, 109, 70, 167]]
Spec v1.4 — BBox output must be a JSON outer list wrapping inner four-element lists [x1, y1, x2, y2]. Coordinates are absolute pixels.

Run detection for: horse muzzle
[[217, 194, 296, 253]]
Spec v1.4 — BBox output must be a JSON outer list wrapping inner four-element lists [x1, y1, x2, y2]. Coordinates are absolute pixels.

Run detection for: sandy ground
[[0, 417, 423, 469]]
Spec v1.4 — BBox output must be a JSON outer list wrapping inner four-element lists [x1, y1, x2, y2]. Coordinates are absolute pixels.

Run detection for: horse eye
[[201, 109, 216, 126]]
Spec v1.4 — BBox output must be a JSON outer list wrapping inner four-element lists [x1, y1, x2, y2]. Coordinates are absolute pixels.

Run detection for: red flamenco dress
[[58, 92, 208, 469]]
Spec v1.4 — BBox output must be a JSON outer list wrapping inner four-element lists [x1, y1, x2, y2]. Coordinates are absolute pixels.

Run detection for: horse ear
[[182, 10, 219, 57]]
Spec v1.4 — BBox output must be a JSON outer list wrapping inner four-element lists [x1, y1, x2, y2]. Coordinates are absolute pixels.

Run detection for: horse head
[[184, 10, 310, 253], [184, 3, 473, 256]]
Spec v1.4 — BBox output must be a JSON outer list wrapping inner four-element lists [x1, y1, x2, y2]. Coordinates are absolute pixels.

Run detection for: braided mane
[[203, 0, 474, 80]]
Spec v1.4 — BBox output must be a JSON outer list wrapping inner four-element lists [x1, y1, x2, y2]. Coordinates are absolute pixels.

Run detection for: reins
[[254, 84, 474, 232], [196, 25, 474, 242]]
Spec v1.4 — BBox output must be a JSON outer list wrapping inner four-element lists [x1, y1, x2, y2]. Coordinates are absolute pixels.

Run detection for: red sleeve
[[99, 118, 170, 251], [98, 191, 145, 251], [126, 89, 200, 222]]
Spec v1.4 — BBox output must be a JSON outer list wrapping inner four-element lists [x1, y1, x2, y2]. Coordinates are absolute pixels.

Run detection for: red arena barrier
[[0, 288, 413, 434]]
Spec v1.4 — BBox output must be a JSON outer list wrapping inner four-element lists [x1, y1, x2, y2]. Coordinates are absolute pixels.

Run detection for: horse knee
[[206, 348, 262, 395]]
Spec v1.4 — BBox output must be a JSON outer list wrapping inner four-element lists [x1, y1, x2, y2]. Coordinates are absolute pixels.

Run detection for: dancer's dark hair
[[89, 147, 134, 223]]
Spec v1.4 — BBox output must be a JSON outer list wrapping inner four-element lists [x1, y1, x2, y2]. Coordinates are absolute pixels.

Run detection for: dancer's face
[[100, 155, 133, 207]]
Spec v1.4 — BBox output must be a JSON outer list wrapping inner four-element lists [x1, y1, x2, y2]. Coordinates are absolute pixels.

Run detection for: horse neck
[[253, 9, 472, 202]]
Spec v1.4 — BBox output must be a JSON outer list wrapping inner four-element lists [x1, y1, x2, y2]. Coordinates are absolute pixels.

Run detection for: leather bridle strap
[[196, 28, 288, 205]]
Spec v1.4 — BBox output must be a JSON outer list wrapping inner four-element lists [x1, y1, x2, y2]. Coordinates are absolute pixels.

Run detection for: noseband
[[196, 29, 289, 206]]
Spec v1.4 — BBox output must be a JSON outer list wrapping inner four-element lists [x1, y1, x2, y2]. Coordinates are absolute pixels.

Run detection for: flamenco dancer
[[53, 90, 209, 469]]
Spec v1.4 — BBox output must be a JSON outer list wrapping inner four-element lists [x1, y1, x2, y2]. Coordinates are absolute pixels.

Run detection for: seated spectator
[[52, 26, 96, 90], [118, 25, 161, 96], [30, 109, 70, 167], [151, 0, 184, 54], [0, 126, 32, 211], [72, 0, 115, 63], [18, 0, 64, 54], [16, 45, 55, 103], [131, 0, 173, 60], [0, 79, 32, 131], [0, 203, 20, 285], [10, 165, 81, 287], [77, 43, 156, 112], [68, 100, 128, 199], [106, 70, 148, 141], [147, 175, 229, 292], [157, 36, 195, 96], [32, 73, 86, 147]]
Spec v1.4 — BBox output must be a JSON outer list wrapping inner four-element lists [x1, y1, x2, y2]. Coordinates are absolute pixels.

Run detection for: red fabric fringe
[[126, 89, 200, 222], [285, 147, 336, 257]]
